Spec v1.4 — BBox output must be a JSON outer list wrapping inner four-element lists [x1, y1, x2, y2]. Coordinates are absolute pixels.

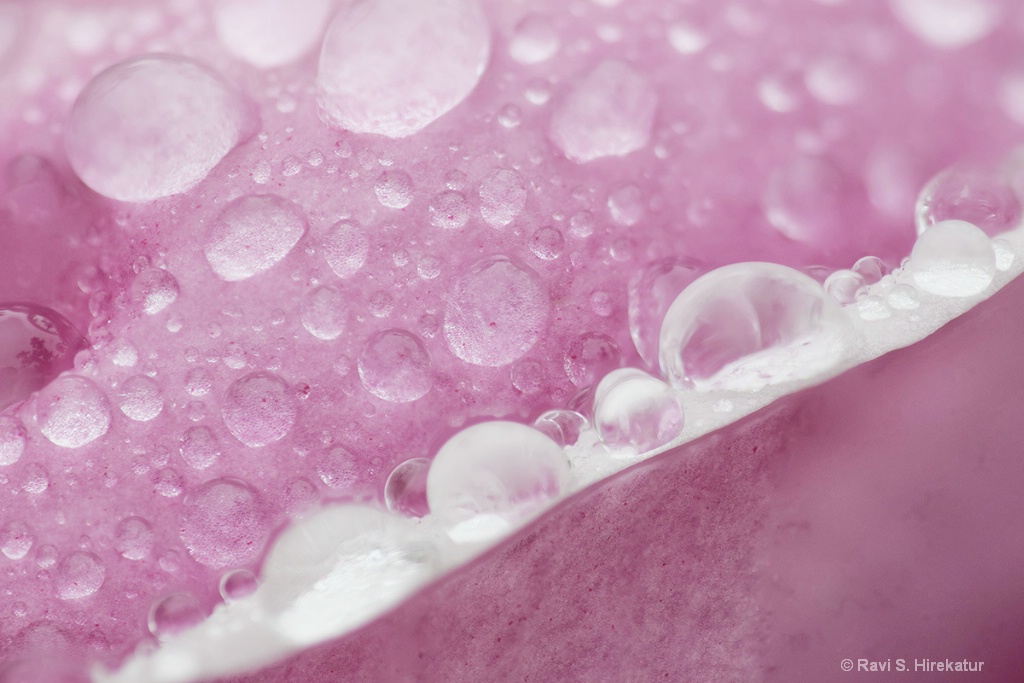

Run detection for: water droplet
[[497, 103, 522, 129], [283, 477, 319, 517], [374, 170, 413, 209], [444, 256, 548, 367], [758, 68, 804, 113], [114, 516, 154, 560], [129, 268, 179, 315], [479, 168, 527, 228], [508, 13, 560, 64], [764, 155, 854, 249], [915, 165, 1021, 237], [117, 375, 164, 422], [215, 0, 334, 68], [853, 255, 887, 285], [322, 219, 369, 279], [550, 59, 658, 163], [222, 372, 297, 447], [805, 54, 863, 106], [36, 376, 110, 448], [910, 219, 995, 297], [154, 467, 185, 497], [179, 425, 220, 470], [594, 368, 684, 454], [992, 238, 1015, 271], [887, 283, 920, 310], [569, 210, 596, 238], [428, 191, 469, 230], [184, 368, 212, 398], [56, 551, 104, 600], [889, 0, 1000, 48], [667, 22, 708, 55], [148, 593, 204, 640], [368, 291, 395, 318], [317, 0, 490, 138], [220, 569, 258, 602], [564, 332, 622, 388], [590, 290, 613, 317], [607, 184, 645, 226], [0, 416, 26, 466], [417, 256, 442, 280], [659, 263, 854, 392], [300, 285, 347, 340], [65, 55, 249, 202], [205, 195, 307, 282], [529, 226, 565, 260], [426, 421, 570, 542], [824, 269, 866, 306], [532, 409, 587, 448], [510, 358, 544, 395], [0, 304, 87, 411], [383, 458, 431, 517], [857, 294, 891, 321], [0, 521, 32, 560], [180, 478, 268, 569], [524, 78, 552, 105], [358, 329, 432, 403], [315, 446, 362, 490], [21, 463, 48, 494], [109, 338, 139, 368]]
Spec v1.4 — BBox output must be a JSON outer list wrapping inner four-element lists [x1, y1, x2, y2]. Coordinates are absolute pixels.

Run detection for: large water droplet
[[117, 375, 164, 422], [659, 262, 854, 392], [594, 368, 684, 454], [56, 551, 105, 600], [915, 165, 1021, 237], [148, 592, 204, 640], [384, 458, 430, 517], [129, 268, 179, 315], [444, 256, 548, 367], [479, 168, 527, 228], [180, 478, 268, 569], [909, 219, 995, 297], [317, 0, 491, 138], [36, 376, 111, 448], [114, 516, 154, 561], [204, 195, 307, 282], [426, 421, 569, 543], [628, 259, 703, 367], [358, 329, 432, 403], [321, 219, 369, 279], [300, 285, 347, 341], [65, 55, 250, 202], [549, 59, 658, 163], [0, 415, 26, 466], [0, 520, 32, 560], [508, 14, 560, 65], [0, 304, 87, 412], [889, 0, 1000, 48], [222, 372, 297, 447], [214, 0, 333, 68]]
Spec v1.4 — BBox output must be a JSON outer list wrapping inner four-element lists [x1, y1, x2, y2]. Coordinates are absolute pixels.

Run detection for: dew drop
[[36, 376, 110, 448], [21, 463, 48, 494], [497, 104, 522, 129], [0, 304, 87, 412], [148, 593, 204, 640], [317, 0, 491, 138], [180, 478, 268, 569], [222, 372, 297, 447], [444, 256, 548, 367], [532, 409, 587, 448], [384, 458, 430, 518], [300, 285, 347, 341], [549, 59, 658, 163], [428, 190, 469, 230], [65, 55, 250, 202], [889, 0, 1000, 48], [510, 357, 544, 395], [322, 219, 369, 279], [129, 268, 179, 315], [417, 256, 442, 280], [220, 569, 258, 602], [114, 516, 154, 561], [668, 22, 708, 55], [204, 195, 307, 282], [358, 329, 432, 403], [153, 467, 185, 498], [564, 332, 622, 388], [594, 368, 684, 454], [853, 255, 887, 285], [0, 416, 26, 466], [508, 13, 560, 65], [993, 238, 1015, 271], [805, 55, 863, 106], [479, 168, 527, 228], [529, 226, 565, 260], [117, 375, 164, 422], [315, 446, 361, 490], [909, 219, 995, 297], [824, 269, 866, 306], [764, 155, 853, 249], [179, 425, 220, 470], [184, 368, 212, 398], [659, 262, 853, 392], [887, 283, 920, 310], [374, 170, 414, 209], [915, 165, 1021, 237], [214, 0, 333, 68], [0, 521, 32, 560], [607, 184, 645, 226], [56, 551, 104, 600]]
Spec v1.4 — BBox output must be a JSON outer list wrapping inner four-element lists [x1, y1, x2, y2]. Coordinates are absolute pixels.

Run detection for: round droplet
[[550, 59, 657, 163], [322, 219, 369, 279], [510, 358, 544, 395], [317, 0, 491, 138], [426, 421, 570, 542], [607, 184, 645, 226], [205, 195, 307, 282], [384, 458, 430, 517], [36, 376, 110, 448], [358, 329, 432, 403], [887, 283, 920, 310], [374, 171, 413, 209], [628, 260, 704, 368], [180, 478, 268, 569], [428, 191, 469, 230], [315, 446, 361, 489], [668, 21, 708, 55], [479, 168, 527, 228], [220, 569, 258, 602], [21, 463, 48, 494], [117, 375, 164, 422], [154, 467, 185, 498], [283, 477, 319, 517], [529, 226, 564, 260], [114, 516, 154, 561], [497, 103, 522, 129], [915, 165, 1021, 237], [992, 238, 1015, 271], [594, 368, 684, 454], [910, 219, 996, 297], [564, 332, 622, 388], [214, 0, 334, 68], [222, 372, 297, 447], [417, 256, 442, 280], [129, 268, 179, 315], [853, 255, 887, 285], [0, 521, 32, 560], [184, 368, 213, 397], [805, 55, 863, 106], [659, 262, 854, 392], [444, 256, 548, 367], [65, 55, 250, 202], [824, 269, 866, 306], [569, 210, 596, 238], [56, 551, 105, 600], [889, 0, 1000, 48], [148, 593, 204, 639], [508, 13, 560, 64], [764, 155, 856, 249], [300, 285, 347, 340], [179, 425, 220, 470], [0, 416, 26, 466], [532, 409, 588, 448], [0, 304, 87, 412]]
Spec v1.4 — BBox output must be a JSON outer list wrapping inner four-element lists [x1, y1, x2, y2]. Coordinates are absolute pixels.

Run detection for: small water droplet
[[220, 569, 258, 602], [129, 268, 179, 315], [529, 226, 565, 260], [300, 285, 347, 340], [322, 219, 369, 279], [384, 458, 430, 517], [915, 165, 1021, 237], [205, 195, 307, 282], [56, 551, 104, 600], [374, 170, 414, 209], [0, 521, 33, 560], [358, 329, 432, 403], [222, 372, 297, 447], [479, 168, 527, 228], [594, 368, 684, 454], [564, 332, 621, 388], [180, 478, 268, 569], [117, 375, 164, 422], [114, 516, 154, 560], [910, 219, 995, 297], [36, 376, 110, 448], [0, 416, 26, 466], [508, 13, 560, 64], [148, 592, 204, 639]]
